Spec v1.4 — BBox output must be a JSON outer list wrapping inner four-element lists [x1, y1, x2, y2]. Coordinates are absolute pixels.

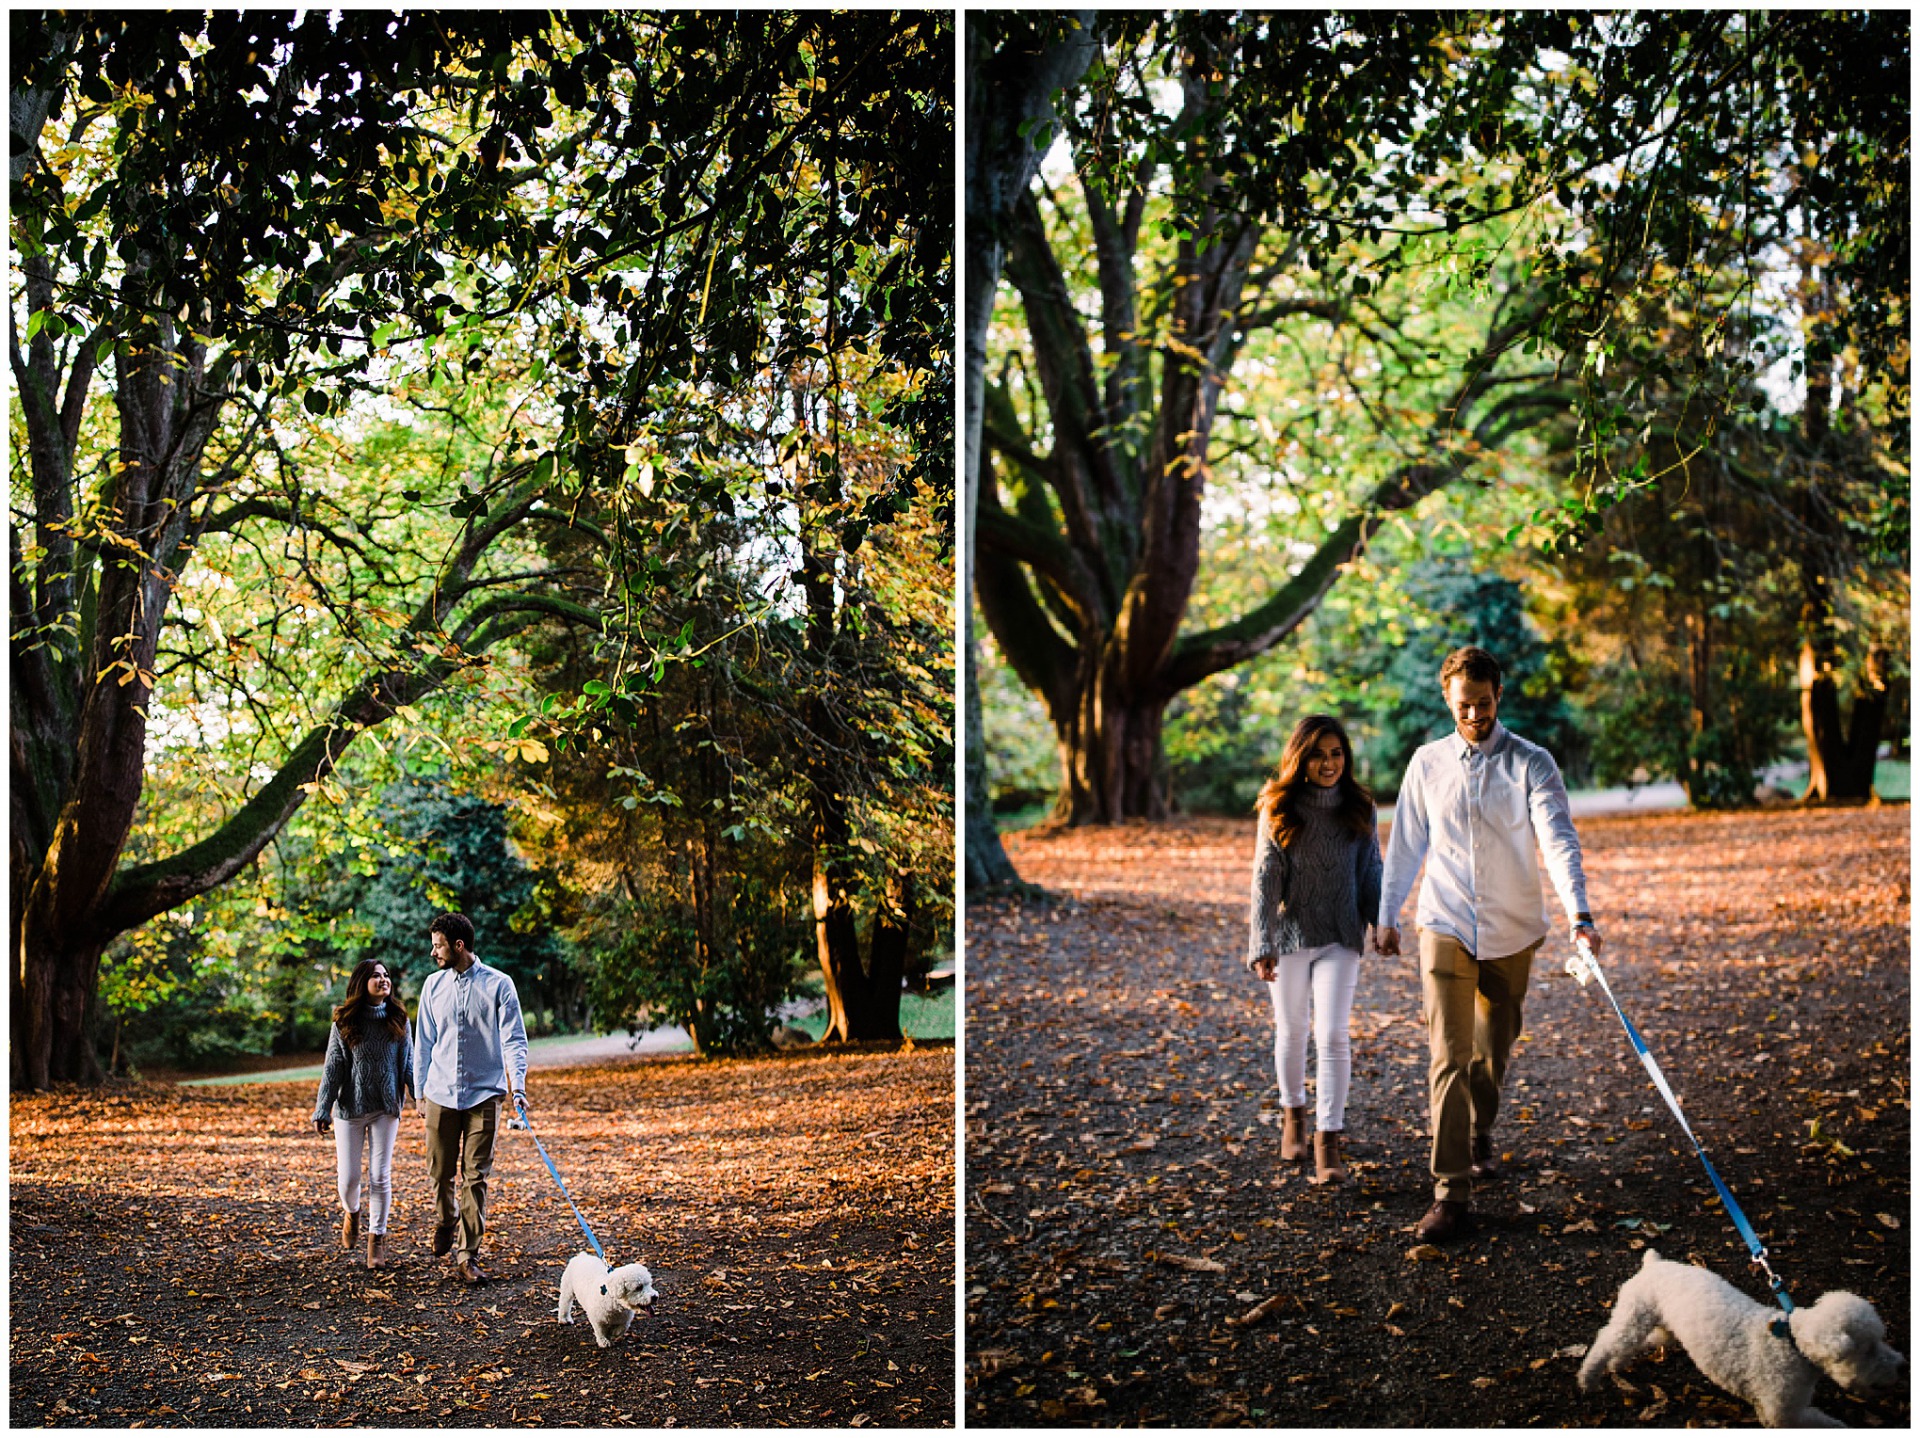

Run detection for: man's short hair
[[430, 912, 476, 952], [1439, 645, 1503, 690]]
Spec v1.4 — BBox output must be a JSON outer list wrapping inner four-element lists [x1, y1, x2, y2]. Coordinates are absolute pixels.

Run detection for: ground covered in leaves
[[12, 1045, 954, 1427], [966, 808, 1910, 1427]]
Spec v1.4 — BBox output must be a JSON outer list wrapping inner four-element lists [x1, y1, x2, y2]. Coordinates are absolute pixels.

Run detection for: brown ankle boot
[[1280, 1106, 1311, 1161], [341, 1210, 359, 1250], [1310, 1129, 1347, 1186], [366, 1232, 388, 1269]]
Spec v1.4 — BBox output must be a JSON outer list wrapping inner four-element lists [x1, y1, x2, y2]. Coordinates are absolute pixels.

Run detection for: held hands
[[1375, 926, 1401, 956]]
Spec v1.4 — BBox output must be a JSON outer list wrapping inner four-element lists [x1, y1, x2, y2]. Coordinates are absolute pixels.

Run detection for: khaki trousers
[[1420, 930, 1537, 1202], [425, 1097, 500, 1262]]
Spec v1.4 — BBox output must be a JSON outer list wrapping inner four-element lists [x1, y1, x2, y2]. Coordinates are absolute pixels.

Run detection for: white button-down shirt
[[1379, 722, 1590, 959], [413, 957, 529, 1112]]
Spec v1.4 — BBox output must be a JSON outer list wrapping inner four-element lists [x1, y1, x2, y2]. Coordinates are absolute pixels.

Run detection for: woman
[[313, 959, 413, 1268], [1246, 714, 1383, 1185]]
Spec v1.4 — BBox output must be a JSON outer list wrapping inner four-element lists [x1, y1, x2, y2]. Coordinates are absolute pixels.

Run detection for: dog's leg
[[1578, 1286, 1664, 1391], [1763, 1401, 1843, 1429], [557, 1271, 576, 1324]]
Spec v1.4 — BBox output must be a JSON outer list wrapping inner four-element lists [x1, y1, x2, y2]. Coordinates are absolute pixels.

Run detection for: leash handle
[[1567, 935, 1797, 1321]]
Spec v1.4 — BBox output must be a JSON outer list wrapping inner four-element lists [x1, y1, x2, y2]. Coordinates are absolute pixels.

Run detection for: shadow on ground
[[966, 808, 1910, 1427], [13, 1046, 954, 1427]]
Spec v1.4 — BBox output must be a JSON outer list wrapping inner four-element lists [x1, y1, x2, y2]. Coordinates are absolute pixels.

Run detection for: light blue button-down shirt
[[413, 957, 529, 1112], [1379, 722, 1590, 959]]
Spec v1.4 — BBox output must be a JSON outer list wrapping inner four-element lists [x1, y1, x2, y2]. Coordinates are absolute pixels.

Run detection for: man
[[414, 912, 529, 1284], [1377, 646, 1601, 1243]]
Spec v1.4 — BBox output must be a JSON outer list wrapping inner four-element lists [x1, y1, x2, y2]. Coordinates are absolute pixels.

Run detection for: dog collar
[[1769, 1316, 1796, 1349]]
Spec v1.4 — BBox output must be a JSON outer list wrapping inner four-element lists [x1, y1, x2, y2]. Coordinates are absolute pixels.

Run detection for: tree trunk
[[1801, 641, 1887, 803], [1793, 256, 1883, 807], [1681, 607, 1713, 800], [811, 796, 907, 1045], [13, 928, 107, 1090], [1054, 660, 1173, 823]]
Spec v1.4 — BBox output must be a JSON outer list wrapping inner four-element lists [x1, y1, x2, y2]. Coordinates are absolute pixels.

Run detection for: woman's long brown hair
[[332, 960, 409, 1048], [1255, 714, 1376, 848]]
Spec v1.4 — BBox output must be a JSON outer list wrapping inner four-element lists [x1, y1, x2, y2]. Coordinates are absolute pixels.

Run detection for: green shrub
[[586, 877, 810, 1056]]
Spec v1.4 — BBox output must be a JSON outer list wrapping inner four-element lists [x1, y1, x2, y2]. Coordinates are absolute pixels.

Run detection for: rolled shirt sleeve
[[1526, 746, 1591, 922], [497, 972, 529, 1097], [413, 976, 436, 1102], [1379, 752, 1430, 932]]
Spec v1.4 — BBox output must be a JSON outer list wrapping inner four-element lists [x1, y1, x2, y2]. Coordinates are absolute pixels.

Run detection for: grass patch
[[789, 985, 954, 1042], [1873, 759, 1910, 802]]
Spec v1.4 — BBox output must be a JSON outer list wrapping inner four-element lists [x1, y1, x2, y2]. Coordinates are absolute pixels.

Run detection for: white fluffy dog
[[556, 1252, 657, 1347], [1579, 1248, 1906, 1427]]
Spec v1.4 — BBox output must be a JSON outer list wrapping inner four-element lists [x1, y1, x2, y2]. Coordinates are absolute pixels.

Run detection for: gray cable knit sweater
[[312, 1003, 415, 1122], [1247, 783, 1384, 968]]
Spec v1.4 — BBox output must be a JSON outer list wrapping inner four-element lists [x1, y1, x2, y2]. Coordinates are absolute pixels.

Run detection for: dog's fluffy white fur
[[556, 1252, 656, 1347], [1579, 1248, 1905, 1427]]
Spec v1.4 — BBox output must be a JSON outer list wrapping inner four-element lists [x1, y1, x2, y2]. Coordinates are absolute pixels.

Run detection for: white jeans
[[333, 1112, 400, 1235], [1266, 943, 1361, 1131]]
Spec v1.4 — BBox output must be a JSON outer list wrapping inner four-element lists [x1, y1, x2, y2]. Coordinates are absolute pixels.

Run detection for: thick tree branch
[[973, 493, 1101, 632], [1003, 190, 1130, 575]]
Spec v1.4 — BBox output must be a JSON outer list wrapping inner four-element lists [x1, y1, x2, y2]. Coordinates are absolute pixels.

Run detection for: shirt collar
[[1456, 721, 1508, 759]]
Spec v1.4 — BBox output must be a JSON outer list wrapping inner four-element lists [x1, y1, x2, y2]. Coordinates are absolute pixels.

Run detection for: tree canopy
[[11, 10, 953, 1086], [971, 11, 1907, 826]]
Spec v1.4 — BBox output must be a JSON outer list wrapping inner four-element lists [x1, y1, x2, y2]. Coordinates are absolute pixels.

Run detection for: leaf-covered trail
[[12, 1046, 954, 1427], [966, 808, 1910, 1427]]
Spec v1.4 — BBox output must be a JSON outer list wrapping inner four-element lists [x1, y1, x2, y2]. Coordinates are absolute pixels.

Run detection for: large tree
[[971, 11, 1908, 824], [10, 11, 951, 1087]]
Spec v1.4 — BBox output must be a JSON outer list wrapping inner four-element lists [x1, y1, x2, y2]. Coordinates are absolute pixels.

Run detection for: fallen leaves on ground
[[13, 1046, 954, 1428], [966, 808, 1910, 1428]]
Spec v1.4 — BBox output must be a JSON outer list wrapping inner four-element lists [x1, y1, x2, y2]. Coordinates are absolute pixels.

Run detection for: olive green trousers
[[1420, 930, 1537, 1202], [424, 1096, 500, 1262]]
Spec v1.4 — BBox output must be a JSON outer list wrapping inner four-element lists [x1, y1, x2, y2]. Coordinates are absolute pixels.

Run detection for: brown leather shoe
[[432, 1222, 456, 1257], [1280, 1106, 1311, 1162], [1470, 1133, 1501, 1180], [458, 1258, 488, 1285], [366, 1232, 388, 1270], [1309, 1129, 1347, 1186], [341, 1210, 359, 1250], [1416, 1199, 1472, 1243]]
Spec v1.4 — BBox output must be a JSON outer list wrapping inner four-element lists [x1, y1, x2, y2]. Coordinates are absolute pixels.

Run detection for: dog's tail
[[1639, 1247, 1662, 1269]]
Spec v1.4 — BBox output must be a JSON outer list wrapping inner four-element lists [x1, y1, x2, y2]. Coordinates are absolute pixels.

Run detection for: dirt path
[[965, 808, 1910, 1427], [13, 1046, 954, 1428]]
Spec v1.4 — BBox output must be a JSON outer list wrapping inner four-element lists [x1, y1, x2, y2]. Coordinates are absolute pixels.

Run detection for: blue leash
[[513, 1096, 613, 1286], [1564, 939, 1797, 1335]]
